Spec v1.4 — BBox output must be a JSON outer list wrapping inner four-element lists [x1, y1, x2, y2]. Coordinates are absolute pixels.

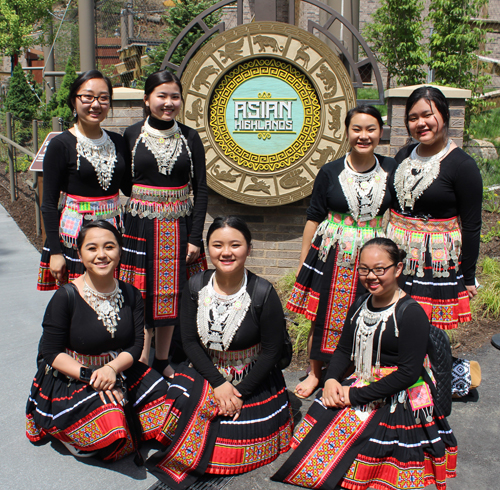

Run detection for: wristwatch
[[80, 367, 94, 383]]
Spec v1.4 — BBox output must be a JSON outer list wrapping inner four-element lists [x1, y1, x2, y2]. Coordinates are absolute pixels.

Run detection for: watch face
[[80, 367, 93, 382]]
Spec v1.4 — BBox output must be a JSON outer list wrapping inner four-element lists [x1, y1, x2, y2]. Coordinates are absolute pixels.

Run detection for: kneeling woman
[[26, 221, 170, 461], [273, 238, 457, 490], [146, 216, 293, 489]]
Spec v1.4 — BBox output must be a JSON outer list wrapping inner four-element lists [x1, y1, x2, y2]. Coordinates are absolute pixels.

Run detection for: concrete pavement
[[0, 203, 498, 490]]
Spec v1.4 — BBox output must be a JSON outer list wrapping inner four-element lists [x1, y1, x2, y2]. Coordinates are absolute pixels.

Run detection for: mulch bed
[[1, 167, 499, 360]]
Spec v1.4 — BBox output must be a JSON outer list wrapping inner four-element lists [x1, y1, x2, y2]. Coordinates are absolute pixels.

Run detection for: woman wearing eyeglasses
[[38, 70, 131, 291]]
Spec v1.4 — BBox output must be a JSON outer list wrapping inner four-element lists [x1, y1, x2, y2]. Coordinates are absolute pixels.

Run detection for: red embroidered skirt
[[387, 211, 471, 329], [119, 184, 207, 328], [145, 351, 293, 489], [272, 370, 457, 490], [287, 213, 384, 362], [26, 354, 171, 462]]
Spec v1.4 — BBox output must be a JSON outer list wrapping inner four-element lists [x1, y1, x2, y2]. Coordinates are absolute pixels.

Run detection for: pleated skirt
[[145, 363, 293, 489], [272, 375, 457, 490], [26, 361, 171, 462]]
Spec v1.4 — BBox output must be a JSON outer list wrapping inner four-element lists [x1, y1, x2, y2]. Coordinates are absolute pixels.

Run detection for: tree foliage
[[53, 59, 78, 122], [148, 0, 222, 72], [428, 0, 491, 132], [0, 0, 55, 56], [5, 64, 39, 121], [364, 0, 427, 88]]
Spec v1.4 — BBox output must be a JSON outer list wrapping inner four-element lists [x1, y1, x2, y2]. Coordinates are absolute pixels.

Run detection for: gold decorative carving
[[311, 147, 336, 168], [185, 98, 203, 127], [244, 176, 271, 195], [294, 43, 310, 69], [179, 22, 356, 206], [317, 64, 338, 98], [253, 35, 283, 53], [328, 104, 342, 138], [280, 168, 308, 189], [211, 164, 241, 182], [218, 38, 244, 63], [193, 65, 219, 91]]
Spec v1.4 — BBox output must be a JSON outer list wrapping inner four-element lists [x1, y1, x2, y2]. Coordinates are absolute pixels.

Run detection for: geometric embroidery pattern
[[153, 218, 180, 320], [285, 408, 373, 488]]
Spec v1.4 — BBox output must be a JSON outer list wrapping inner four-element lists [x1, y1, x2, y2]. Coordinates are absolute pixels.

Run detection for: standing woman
[[388, 86, 482, 329], [287, 105, 396, 399], [120, 71, 208, 377], [37, 70, 130, 290]]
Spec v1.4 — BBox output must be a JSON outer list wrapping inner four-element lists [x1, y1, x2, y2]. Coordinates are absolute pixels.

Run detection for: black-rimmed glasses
[[76, 94, 111, 105], [357, 264, 397, 276]]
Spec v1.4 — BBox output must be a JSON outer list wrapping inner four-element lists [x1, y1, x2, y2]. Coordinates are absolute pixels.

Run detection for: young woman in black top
[[388, 86, 482, 329], [37, 70, 130, 290], [145, 216, 292, 489], [119, 71, 208, 377], [27, 221, 170, 461], [273, 238, 457, 490], [287, 106, 397, 399]]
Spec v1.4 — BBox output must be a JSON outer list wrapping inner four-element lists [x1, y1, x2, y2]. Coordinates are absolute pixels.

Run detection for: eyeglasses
[[76, 94, 111, 105], [357, 264, 397, 276]]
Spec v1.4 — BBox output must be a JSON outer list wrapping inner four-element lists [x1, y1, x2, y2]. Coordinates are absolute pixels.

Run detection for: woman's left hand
[[466, 284, 478, 299], [342, 386, 352, 407], [186, 244, 200, 265], [90, 365, 117, 392]]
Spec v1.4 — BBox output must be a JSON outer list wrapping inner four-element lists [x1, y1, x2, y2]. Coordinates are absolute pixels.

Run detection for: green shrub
[[472, 257, 500, 319]]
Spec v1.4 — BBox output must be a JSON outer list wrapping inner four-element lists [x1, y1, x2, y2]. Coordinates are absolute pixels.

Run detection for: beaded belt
[[65, 348, 119, 368], [126, 183, 193, 220], [387, 210, 461, 278], [59, 193, 122, 248], [314, 211, 385, 266], [208, 344, 261, 385]]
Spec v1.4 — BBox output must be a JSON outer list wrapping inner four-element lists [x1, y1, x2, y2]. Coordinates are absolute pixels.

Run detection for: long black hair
[[404, 86, 450, 136], [67, 70, 113, 114], [206, 216, 252, 248]]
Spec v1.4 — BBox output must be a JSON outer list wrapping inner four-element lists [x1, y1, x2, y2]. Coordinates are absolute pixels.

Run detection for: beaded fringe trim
[[126, 184, 193, 220], [65, 348, 119, 368], [208, 344, 261, 385], [387, 211, 462, 278], [59, 193, 123, 249], [314, 211, 385, 266]]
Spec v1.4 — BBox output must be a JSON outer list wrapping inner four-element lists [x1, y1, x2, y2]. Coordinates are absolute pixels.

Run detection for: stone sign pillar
[[385, 84, 471, 156]]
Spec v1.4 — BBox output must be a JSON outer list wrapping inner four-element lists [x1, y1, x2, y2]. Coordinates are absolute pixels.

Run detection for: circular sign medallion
[[180, 21, 356, 206], [209, 58, 321, 172]]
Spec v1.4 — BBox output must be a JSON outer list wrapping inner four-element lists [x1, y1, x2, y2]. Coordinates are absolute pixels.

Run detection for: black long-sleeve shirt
[[41, 130, 131, 254], [393, 144, 482, 285], [307, 154, 397, 223], [326, 295, 430, 407], [180, 270, 284, 399], [123, 118, 208, 247], [41, 282, 144, 366]]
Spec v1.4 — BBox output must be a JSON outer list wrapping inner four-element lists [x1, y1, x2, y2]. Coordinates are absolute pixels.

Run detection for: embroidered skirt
[[145, 345, 293, 489], [272, 368, 457, 490], [387, 210, 471, 329], [37, 193, 123, 291], [26, 350, 171, 462], [286, 212, 385, 362], [119, 184, 207, 329]]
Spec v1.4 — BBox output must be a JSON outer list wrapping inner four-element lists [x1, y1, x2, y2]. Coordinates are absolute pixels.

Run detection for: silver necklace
[[394, 139, 451, 210], [83, 275, 124, 338], [132, 117, 193, 177], [197, 272, 252, 351], [351, 290, 401, 381], [339, 155, 388, 222], [74, 124, 117, 191]]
